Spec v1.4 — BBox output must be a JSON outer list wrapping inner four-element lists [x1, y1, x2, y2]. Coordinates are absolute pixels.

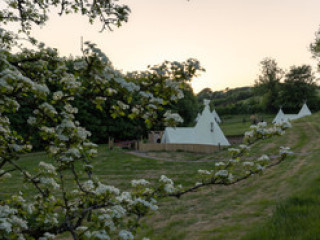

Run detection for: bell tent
[[273, 103, 312, 124], [298, 103, 312, 118], [161, 100, 230, 146]]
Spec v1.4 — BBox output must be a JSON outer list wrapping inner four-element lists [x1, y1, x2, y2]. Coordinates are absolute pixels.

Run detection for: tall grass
[[242, 177, 320, 240]]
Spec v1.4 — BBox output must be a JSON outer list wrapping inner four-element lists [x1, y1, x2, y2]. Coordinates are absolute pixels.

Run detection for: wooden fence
[[226, 135, 244, 145], [108, 136, 242, 153], [137, 142, 220, 154]]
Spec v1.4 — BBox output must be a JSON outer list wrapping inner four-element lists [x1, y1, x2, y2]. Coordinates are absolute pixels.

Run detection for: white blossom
[[257, 155, 270, 162], [131, 179, 150, 187], [57, 134, 69, 141], [242, 161, 254, 167], [53, 91, 64, 100], [75, 226, 88, 232], [110, 205, 126, 218], [215, 170, 229, 178], [228, 148, 241, 154], [83, 180, 95, 191], [116, 192, 132, 203], [66, 148, 81, 158], [39, 177, 60, 189], [27, 116, 37, 125], [98, 214, 115, 230], [280, 146, 293, 155], [95, 183, 120, 196], [91, 230, 110, 240], [64, 104, 78, 114], [215, 162, 226, 167], [39, 162, 56, 175], [0, 221, 12, 233], [198, 169, 211, 175], [132, 198, 158, 211], [119, 230, 134, 240], [228, 173, 234, 182], [255, 164, 265, 172], [239, 144, 250, 151], [257, 121, 267, 128], [164, 111, 183, 123], [159, 175, 173, 185], [244, 130, 254, 137], [164, 184, 175, 193]]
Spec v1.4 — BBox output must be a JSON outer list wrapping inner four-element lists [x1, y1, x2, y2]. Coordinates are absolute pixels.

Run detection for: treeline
[[7, 53, 320, 145], [197, 59, 320, 115]]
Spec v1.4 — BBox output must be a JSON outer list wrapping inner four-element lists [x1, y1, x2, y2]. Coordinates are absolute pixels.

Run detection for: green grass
[[136, 112, 320, 239], [3, 112, 320, 240], [242, 176, 320, 240], [220, 121, 251, 136], [220, 114, 274, 136]]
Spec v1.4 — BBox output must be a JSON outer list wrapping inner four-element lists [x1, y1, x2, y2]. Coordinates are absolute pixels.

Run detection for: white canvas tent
[[195, 113, 201, 122], [298, 103, 312, 118], [273, 103, 312, 124], [162, 100, 230, 146], [272, 108, 285, 124], [272, 108, 299, 123]]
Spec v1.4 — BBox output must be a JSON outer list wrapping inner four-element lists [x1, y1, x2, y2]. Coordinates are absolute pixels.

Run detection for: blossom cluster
[[163, 110, 184, 126], [244, 121, 292, 144], [194, 121, 293, 188]]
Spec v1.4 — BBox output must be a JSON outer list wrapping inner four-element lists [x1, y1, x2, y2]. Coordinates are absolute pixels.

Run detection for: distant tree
[[254, 58, 283, 113], [171, 85, 200, 126], [197, 87, 213, 103], [310, 27, 320, 72], [309, 26, 320, 111], [196, 87, 258, 115], [279, 65, 317, 111]]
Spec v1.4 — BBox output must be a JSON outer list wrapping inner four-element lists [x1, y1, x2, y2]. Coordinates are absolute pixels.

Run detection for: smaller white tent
[[273, 103, 312, 124], [162, 100, 230, 146], [195, 113, 201, 122], [298, 103, 312, 118], [272, 108, 285, 124]]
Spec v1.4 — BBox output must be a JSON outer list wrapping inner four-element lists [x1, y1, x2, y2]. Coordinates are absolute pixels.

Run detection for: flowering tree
[[74, 42, 203, 129], [0, 0, 130, 33], [311, 26, 320, 72], [0, 31, 205, 238]]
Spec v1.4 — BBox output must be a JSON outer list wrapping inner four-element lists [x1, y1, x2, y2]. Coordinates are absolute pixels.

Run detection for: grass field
[[220, 114, 274, 136], [2, 112, 320, 239]]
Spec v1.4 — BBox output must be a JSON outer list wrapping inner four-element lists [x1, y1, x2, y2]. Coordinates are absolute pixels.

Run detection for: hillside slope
[[138, 112, 320, 239], [5, 112, 320, 240]]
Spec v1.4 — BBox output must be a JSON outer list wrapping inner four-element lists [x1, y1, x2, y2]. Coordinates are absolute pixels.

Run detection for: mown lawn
[[2, 112, 320, 239]]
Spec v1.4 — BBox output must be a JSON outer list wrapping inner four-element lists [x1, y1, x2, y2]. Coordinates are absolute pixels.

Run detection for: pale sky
[[27, 0, 320, 93]]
